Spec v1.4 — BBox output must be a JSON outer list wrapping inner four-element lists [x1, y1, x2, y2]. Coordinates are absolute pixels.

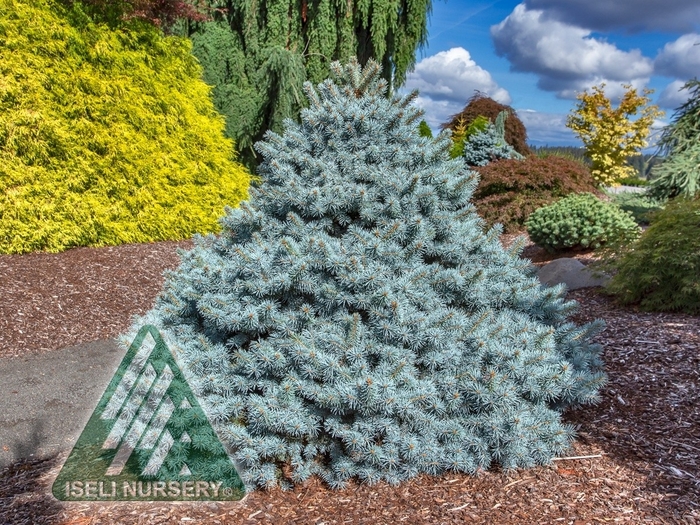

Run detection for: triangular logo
[[52, 325, 246, 501]]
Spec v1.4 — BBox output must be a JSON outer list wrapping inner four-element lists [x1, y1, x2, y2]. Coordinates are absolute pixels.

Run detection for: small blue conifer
[[463, 110, 524, 166], [125, 58, 605, 491]]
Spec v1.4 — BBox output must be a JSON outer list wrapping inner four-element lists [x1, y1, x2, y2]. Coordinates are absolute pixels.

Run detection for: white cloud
[[658, 79, 695, 109], [524, 0, 700, 33], [554, 79, 653, 103], [515, 109, 578, 146], [397, 47, 512, 132], [408, 95, 461, 135], [654, 33, 700, 80], [490, 3, 654, 99], [401, 47, 511, 106]]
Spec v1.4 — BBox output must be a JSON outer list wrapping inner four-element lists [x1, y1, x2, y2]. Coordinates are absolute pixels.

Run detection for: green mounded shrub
[[471, 155, 602, 233], [123, 58, 606, 491], [526, 193, 641, 253], [599, 197, 700, 314], [0, 0, 254, 254], [605, 191, 663, 225]]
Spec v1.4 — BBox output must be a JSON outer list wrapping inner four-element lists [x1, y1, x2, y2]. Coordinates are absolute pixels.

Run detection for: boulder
[[537, 258, 610, 290]]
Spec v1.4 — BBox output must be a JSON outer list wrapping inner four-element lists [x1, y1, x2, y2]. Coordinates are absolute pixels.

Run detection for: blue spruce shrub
[[463, 111, 524, 167], [124, 58, 606, 491]]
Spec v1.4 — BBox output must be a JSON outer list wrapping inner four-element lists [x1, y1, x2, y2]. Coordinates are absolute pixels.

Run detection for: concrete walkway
[[0, 339, 127, 469]]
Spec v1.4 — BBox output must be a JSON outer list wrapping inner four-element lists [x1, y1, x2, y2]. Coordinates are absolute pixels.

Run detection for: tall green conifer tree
[[124, 58, 606, 491], [180, 0, 435, 171], [646, 78, 700, 200]]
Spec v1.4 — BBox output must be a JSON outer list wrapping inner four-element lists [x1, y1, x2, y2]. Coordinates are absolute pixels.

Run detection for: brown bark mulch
[[0, 239, 195, 359], [0, 236, 698, 524]]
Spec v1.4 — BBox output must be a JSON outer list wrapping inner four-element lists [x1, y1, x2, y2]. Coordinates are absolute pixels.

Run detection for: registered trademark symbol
[[223, 487, 232, 497]]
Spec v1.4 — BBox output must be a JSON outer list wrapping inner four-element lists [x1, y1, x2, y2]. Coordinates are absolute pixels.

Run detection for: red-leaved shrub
[[472, 155, 603, 233]]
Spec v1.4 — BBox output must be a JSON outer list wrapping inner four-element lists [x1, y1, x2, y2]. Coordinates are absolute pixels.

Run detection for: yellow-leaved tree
[[566, 83, 664, 186]]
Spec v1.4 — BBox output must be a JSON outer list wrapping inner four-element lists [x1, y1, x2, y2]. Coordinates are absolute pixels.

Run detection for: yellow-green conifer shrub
[[0, 0, 255, 254]]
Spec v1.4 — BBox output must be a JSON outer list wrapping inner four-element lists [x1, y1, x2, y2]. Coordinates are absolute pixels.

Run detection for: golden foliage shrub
[[0, 0, 255, 254]]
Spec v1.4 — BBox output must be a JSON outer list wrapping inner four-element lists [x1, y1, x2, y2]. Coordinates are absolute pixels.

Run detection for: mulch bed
[[0, 236, 698, 524]]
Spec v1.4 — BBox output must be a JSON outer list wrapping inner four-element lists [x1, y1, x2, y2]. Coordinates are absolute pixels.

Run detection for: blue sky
[[395, 0, 700, 150]]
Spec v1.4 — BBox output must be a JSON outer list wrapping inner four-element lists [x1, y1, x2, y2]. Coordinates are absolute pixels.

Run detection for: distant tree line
[[529, 146, 664, 180]]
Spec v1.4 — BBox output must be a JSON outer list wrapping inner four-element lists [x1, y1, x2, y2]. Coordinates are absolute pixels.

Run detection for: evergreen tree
[[179, 0, 435, 172], [126, 58, 606, 491], [418, 119, 433, 139], [647, 78, 700, 201], [447, 116, 469, 159], [463, 111, 524, 166]]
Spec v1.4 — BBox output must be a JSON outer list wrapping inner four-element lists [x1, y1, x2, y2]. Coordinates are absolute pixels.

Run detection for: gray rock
[[604, 185, 646, 194], [537, 258, 610, 290]]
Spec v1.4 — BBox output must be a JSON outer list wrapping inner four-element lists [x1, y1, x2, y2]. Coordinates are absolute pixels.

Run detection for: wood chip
[[1, 236, 698, 524]]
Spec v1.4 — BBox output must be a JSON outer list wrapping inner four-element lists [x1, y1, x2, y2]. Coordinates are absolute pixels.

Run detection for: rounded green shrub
[[601, 197, 700, 314], [0, 0, 255, 254], [472, 155, 602, 233], [526, 193, 641, 252]]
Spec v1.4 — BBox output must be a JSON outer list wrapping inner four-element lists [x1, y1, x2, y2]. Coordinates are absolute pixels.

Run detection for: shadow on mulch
[[0, 452, 65, 525], [520, 242, 597, 265]]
